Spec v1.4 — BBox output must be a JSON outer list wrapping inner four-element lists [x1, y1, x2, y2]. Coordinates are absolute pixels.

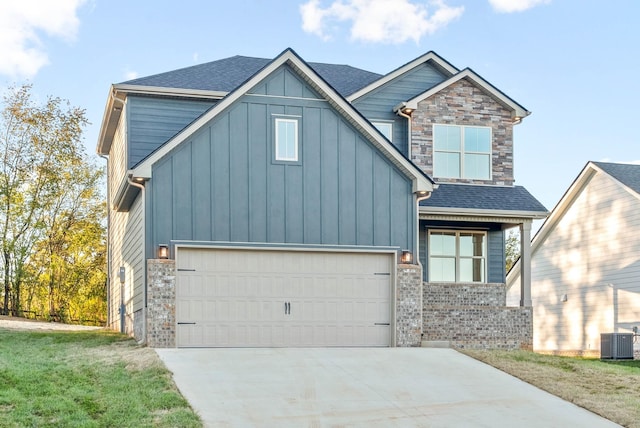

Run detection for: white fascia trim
[[404, 69, 530, 120], [420, 206, 549, 219], [131, 49, 434, 194], [346, 51, 458, 102], [113, 84, 228, 100]]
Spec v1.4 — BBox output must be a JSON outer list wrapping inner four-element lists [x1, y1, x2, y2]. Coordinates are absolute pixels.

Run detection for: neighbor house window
[[429, 231, 486, 282], [274, 117, 299, 162], [372, 121, 393, 142], [433, 124, 491, 179]]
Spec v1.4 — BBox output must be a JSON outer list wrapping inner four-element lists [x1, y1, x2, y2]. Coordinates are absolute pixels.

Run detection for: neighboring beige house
[[507, 161, 640, 356]]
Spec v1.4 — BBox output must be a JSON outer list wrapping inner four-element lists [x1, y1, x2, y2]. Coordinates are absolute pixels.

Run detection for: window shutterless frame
[[372, 121, 393, 142], [433, 124, 492, 180], [274, 117, 300, 163], [428, 230, 487, 283]]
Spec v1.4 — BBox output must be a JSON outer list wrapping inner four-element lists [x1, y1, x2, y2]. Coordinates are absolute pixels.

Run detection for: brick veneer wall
[[410, 78, 515, 186], [423, 282, 533, 350], [146, 259, 176, 347], [396, 264, 423, 347]]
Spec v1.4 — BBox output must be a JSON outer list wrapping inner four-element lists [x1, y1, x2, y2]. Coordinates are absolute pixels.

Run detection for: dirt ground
[[0, 316, 102, 331]]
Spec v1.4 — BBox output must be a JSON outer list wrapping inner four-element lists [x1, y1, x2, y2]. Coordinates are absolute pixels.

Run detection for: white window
[[372, 121, 393, 142], [275, 118, 299, 162], [429, 231, 486, 282], [433, 124, 491, 179]]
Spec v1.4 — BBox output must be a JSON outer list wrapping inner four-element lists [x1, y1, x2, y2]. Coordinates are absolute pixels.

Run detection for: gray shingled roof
[[421, 183, 548, 213], [593, 161, 640, 195], [121, 55, 382, 97]]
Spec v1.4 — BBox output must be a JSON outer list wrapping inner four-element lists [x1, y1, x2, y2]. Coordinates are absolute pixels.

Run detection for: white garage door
[[175, 247, 393, 347]]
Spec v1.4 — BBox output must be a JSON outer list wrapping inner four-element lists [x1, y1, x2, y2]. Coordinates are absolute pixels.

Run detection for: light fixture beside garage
[[400, 250, 413, 264], [157, 244, 169, 259]]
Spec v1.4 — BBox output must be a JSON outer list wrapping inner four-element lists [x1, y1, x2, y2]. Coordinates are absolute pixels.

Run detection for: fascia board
[[405, 69, 531, 120], [112, 84, 228, 100], [132, 49, 434, 194], [420, 206, 549, 219], [96, 86, 125, 155], [346, 51, 459, 102]]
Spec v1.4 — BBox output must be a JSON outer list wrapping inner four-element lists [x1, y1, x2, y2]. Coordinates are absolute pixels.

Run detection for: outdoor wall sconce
[[157, 244, 169, 259], [561, 294, 568, 302], [400, 250, 413, 264]]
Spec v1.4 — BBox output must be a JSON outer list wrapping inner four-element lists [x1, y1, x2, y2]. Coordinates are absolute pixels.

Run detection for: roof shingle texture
[[421, 183, 548, 213], [121, 55, 382, 97], [592, 161, 640, 195]]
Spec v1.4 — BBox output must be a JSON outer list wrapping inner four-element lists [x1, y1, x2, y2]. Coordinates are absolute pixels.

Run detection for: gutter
[[126, 174, 147, 345]]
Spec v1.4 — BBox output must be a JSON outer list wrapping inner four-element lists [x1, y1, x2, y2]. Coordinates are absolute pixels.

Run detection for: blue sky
[[1, 0, 639, 220]]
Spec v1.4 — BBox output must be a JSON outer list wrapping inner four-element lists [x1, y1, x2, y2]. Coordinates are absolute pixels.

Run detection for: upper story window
[[274, 117, 299, 162], [429, 230, 486, 283], [372, 121, 393, 142], [433, 124, 491, 180]]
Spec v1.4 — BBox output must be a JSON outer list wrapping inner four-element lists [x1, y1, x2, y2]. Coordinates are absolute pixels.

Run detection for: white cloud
[[124, 70, 139, 81], [488, 0, 550, 13], [0, 0, 86, 78], [300, 0, 464, 44]]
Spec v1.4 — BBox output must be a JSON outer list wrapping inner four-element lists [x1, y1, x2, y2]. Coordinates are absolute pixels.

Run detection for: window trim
[[274, 116, 300, 163], [432, 124, 492, 180], [428, 230, 487, 283]]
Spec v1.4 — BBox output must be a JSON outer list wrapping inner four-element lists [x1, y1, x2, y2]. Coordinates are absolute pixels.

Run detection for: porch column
[[519, 220, 532, 307]]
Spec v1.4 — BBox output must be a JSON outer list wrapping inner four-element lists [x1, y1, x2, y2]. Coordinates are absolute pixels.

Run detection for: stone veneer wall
[[410, 78, 515, 186], [396, 264, 423, 347], [146, 259, 176, 347], [423, 282, 533, 350]]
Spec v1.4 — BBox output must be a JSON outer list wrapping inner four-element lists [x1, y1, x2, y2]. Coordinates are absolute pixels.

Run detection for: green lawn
[[463, 349, 640, 428], [0, 328, 201, 428]]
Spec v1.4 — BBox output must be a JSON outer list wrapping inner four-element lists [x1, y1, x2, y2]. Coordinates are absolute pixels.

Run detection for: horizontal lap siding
[[515, 171, 640, 351], [128, 96, 216, 168], [353, 64, 446, 155], [150, 65, 415, 253]]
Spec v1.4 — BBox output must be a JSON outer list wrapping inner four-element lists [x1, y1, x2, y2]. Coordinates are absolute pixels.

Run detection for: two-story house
[[97, 48, 547, 348]]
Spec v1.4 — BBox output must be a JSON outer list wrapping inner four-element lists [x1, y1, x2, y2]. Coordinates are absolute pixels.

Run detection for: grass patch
[[0, 328, 201, 427], [463, 349, 640, 428]]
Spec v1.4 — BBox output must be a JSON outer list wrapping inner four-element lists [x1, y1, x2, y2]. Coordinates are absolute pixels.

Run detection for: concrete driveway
[[156, 348, 620, 428]]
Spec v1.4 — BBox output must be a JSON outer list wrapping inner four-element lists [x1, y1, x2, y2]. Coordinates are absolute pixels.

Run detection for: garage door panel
[[177, 248, 392, 347]]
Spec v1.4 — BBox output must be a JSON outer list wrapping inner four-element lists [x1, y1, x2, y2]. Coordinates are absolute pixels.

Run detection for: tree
[[505, 229, 520, 273], [0, 84, 105, 322]]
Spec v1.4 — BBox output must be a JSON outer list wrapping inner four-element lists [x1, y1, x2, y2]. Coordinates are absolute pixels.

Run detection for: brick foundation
[[146, 259, 176, 348], [396, 264, 423, 347], [423, 282, 532, 350]]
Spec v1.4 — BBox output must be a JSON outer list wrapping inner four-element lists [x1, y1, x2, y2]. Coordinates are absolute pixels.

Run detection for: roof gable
[[131, 48, 434, 193], [347, 51, 458, 102], [592, 161, 640, 195], [398, 68, 530, 122], [506, 161, 640, 287]]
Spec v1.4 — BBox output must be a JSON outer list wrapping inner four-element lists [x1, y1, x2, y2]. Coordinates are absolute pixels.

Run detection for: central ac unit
[[600, 333, 634, 360]]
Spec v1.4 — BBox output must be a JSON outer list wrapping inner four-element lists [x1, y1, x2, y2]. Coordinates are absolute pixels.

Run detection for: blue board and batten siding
[[148, 65, 416, 255], [127, 96, 216, 169], [352, 63, 447, 155]]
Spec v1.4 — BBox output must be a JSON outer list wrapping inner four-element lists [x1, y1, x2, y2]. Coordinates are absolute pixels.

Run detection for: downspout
[[415, 191, 433, 269], [97, 154, 110, 328], [127, 175, 147, 345], [395, 105, 413, 157]]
